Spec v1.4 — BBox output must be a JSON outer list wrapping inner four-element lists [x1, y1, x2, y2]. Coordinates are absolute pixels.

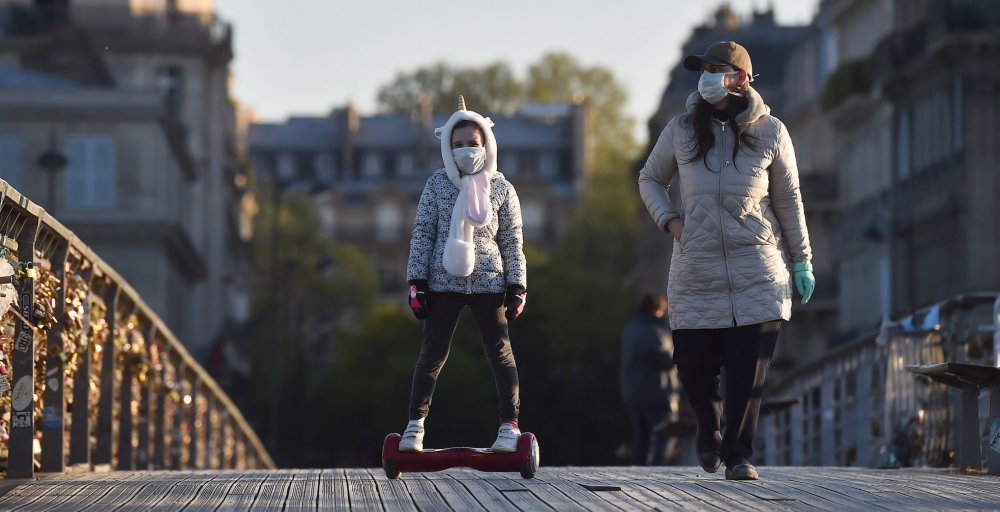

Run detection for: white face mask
[[698, 71, 737, 104], [452, 146, 486, 174]]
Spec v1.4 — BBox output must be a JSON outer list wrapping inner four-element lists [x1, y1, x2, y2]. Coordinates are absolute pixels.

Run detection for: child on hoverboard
[[401, 96, 528, 453]]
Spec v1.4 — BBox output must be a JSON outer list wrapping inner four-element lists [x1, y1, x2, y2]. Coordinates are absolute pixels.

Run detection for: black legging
[[671, 321, 780, 466], [408, 292, 520, 422]]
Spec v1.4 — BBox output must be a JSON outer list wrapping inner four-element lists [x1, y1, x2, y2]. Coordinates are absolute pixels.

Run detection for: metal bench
[[906, 362, 1000, 474]]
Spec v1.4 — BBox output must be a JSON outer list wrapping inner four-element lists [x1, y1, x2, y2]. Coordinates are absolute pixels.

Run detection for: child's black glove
[[408, 280, 430, 320], [504, 285, 527, 321]]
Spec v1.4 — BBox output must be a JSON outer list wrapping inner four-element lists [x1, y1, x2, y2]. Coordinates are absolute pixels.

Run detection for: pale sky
[[215, 0, 818, 143]]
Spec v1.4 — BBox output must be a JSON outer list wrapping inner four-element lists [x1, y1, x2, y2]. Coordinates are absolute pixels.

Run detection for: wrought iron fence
[[0, 180, 274, 478]]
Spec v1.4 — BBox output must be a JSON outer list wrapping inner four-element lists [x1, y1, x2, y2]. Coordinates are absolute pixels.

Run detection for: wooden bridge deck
[[1, 466, 997, 511]]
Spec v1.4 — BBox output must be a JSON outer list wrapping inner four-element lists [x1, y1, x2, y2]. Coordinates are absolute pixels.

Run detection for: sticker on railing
[[12, 411, 31, 428], [991, 419, 1000, 455], [12, 375, 31, 410]]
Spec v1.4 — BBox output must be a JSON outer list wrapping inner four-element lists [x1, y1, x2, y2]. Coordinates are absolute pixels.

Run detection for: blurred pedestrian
[[400, 96, 528, 453], [637, 41, 815, 480], [620, 293, 678, 466]]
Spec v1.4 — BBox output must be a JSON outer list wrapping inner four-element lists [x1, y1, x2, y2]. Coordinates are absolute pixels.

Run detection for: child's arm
[[407, 180, 438, 283], [496, 183, 526, 291]]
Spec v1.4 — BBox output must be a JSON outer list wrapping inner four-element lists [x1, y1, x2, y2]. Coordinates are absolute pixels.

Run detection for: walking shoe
[[698, 451, 721, 473], [725, 462, 759, 481], [490, 421, 521, 453], [399, 423, 425, 452]]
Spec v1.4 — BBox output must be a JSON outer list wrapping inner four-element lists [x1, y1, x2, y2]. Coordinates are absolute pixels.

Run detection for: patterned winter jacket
[[406, 169, 527, 294]]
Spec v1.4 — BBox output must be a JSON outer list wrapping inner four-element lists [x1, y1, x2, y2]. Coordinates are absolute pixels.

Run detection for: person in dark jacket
[[621, 293, 677, 466]]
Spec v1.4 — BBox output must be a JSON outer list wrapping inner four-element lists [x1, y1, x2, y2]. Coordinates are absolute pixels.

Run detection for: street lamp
[[36, 132, 67, 213], [267, 156, 294, 459]]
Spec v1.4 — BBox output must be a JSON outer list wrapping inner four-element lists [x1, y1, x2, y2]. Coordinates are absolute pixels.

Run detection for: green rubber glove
[[793, 260, 815, 304]]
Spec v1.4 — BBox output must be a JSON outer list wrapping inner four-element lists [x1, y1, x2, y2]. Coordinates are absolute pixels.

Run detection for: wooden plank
[[90, 472, 187, 511], [456, 475, 522, 511], [250, 470, 294, 511], [213, 471, 269, 511], [344, 467, 383, 512], [123, 471, 204, 511], [67, 475, 157, 512], [284, 469, 320, 512], [577, 468, 687, 510], [369, 468, 418, 512], [318, 468, 350, 512], [420, 472, 489, 511], [2, 472, 129, 512], [472, 472, 557, 512], [399, 476, 454, 512], [631, 470, 729, 511], [176, 471, 241, 512], [530, 468, 625, 511]]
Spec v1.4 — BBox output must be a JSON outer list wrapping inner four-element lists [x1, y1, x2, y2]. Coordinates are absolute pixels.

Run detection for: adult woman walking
[[638, 41, 815, 480]]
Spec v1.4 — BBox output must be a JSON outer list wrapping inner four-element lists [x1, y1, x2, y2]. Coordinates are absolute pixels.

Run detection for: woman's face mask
[[698, 71, 739, 104], [453, 146, 486, 174]]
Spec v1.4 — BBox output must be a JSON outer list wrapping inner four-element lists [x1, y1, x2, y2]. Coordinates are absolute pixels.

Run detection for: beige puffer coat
[[638, 88, 811, 329]]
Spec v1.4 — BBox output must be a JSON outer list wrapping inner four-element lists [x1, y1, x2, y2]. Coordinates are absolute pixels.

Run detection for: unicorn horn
[[457, 95, 466, 111]]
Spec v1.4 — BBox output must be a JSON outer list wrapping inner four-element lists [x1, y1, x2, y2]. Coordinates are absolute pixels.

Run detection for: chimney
[[416, 94, 432, 171], [341, 101, 359, 178], [571, 94, 591, 195]]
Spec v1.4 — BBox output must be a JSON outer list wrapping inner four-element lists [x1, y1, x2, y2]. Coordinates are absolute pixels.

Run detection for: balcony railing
[[0, 180, 273, 478]]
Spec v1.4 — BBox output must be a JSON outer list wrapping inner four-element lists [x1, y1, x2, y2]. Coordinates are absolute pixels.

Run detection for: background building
[[0, 0, 254, 359], [249, 99, 589, 297]]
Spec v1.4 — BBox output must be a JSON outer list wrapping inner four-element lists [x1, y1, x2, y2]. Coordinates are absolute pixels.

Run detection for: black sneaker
[[724, 463, 759, 481], [698, 452, 721, 473]]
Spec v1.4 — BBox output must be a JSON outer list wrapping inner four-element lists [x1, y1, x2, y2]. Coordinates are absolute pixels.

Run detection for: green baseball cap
[[683, 41, 753, 78]]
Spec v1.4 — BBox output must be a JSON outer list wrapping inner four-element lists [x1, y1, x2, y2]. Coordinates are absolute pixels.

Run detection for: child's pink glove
[[504, 285, 526, 321], [408, 280, 430, 320]]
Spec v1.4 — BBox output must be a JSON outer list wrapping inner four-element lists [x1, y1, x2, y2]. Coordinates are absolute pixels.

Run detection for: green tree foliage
[[246, 188, 379, 466], [376, 61, 524, 115], [526, 53, 638, 171]]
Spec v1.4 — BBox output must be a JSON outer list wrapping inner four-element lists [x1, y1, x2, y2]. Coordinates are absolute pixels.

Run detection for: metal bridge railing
[[0, 180, 274, 478], [760, 292, 1000, 471]]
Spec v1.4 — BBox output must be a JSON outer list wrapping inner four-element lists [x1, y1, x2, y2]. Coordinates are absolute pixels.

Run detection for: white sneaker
[[399, 423, 424, 452], [491, 422, 521, 453]]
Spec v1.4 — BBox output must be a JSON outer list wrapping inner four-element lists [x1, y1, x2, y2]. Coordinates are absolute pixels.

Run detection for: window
[[953, 76, 963, 153], [64, 135, 117, 209], [156, 66, 184, 121], [896, 110, 910, 181], [276, 152, 296, 183], [375, 201, 400, 241], [0, 136, 22, 189], [363, 153, 382, 179], [315, 152, 335, 182], [538, 152, 558, 179], [397, 153, 414, 177], [520, 200, 544, 240], [502, 152, 519, 177]]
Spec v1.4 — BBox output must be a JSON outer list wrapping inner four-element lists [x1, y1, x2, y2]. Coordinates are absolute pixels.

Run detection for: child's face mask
[[453, 147, 486, 174]]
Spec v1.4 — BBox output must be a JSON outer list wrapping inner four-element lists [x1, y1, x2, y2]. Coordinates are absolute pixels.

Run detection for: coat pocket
[[742, 213, 776, 245]]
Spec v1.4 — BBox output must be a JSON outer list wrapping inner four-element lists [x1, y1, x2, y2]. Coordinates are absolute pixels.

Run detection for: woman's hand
[[666, 218, 685, 243]]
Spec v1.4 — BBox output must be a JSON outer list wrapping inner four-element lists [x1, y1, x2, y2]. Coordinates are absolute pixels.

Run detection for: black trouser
[[408, 292, 519, 422], [671, 322, 780, 466], [626, 402, 669, 466]]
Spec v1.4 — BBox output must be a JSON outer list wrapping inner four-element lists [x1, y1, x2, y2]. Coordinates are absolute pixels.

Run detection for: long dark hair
[[682, 95, 760, 171]]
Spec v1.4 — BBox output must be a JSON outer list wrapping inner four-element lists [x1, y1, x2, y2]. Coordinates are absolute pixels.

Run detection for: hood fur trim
[[685, 86, 771, 127], [434, 109, 498, 188]]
